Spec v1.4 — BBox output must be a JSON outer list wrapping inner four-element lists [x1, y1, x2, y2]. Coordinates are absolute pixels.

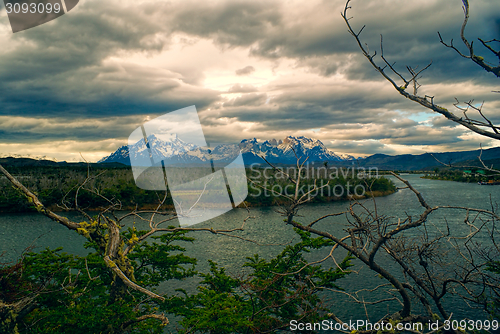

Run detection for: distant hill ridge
[[359, 147, 500, 170], [0, 157, 125, 168]]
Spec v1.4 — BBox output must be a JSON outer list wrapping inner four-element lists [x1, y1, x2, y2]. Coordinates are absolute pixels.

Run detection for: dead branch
[[342, 0, 500, 140], [438, 0, 500, 77]]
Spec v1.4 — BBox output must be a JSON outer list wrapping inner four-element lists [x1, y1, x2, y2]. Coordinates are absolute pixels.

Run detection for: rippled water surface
[[1, 175, 499, 326]]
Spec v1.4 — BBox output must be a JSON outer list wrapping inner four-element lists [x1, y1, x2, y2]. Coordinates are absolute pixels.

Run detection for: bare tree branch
[[342, 0, 500, 140]]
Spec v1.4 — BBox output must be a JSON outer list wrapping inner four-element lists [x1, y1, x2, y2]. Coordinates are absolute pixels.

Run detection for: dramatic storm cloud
[[0, 0, 498, 161]]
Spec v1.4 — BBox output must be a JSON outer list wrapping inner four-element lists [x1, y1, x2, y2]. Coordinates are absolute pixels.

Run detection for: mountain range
[[1, 135, 498, 171], [239, 136, 355, 165], [100, 134, 198, 166], [98, 135, 356, 167], [99, 134, 242, 167], [97, 135, 500, 170]]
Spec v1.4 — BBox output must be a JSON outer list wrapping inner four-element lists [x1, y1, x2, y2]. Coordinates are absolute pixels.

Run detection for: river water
[[1, 175, 499, 328]]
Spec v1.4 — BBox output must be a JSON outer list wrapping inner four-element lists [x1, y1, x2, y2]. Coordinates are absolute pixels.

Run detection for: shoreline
[[241, 189, 396, 208], [0, 189, 397, 214], [420, 175, 499, 184]]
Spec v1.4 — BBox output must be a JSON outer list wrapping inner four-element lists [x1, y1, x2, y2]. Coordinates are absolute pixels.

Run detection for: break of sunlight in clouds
[[0, 0, 498, 161], [0, 140, 121, 163]]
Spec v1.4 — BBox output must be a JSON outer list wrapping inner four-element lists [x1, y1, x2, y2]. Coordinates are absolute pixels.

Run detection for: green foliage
[[167, 229, 353, 333], [0, 255, 29, 305], [0, 166, 396, 212], [0, 166, 172, 213], [1, 227, 353, 334], [167, 261, 252, 334], [0, 229, 198, 334], [422, 169, 500, 183], [245, 167, 396, 206], [128, 230, 197, 286], [0, 165, 359, 333], [21, 249, 130, 334], [485, 261, 500, 319]]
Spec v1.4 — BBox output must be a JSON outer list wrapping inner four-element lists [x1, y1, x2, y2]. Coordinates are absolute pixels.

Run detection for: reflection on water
[[1, 175, 498, 324]]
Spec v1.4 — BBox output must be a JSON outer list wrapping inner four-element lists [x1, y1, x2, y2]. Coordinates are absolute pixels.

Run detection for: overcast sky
[[0, 0, 498, 162]]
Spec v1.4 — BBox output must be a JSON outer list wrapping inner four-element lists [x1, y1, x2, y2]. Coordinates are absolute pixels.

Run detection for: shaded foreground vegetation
[[0, 227, 352, 333]]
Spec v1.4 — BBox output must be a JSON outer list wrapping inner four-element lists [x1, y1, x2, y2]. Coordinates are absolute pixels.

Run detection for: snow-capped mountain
[[100, 135, 354, 166], [99, 134, 240, 166], [240, 136, 354, 165], [99, 134, 198, 166]]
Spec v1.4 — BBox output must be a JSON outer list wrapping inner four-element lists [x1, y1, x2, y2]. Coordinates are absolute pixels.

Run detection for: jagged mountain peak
[[99, 134, 353, 166], [99, 133, 198, 165], [240, 136, 352, 164], [147, 133, 178, 143]]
